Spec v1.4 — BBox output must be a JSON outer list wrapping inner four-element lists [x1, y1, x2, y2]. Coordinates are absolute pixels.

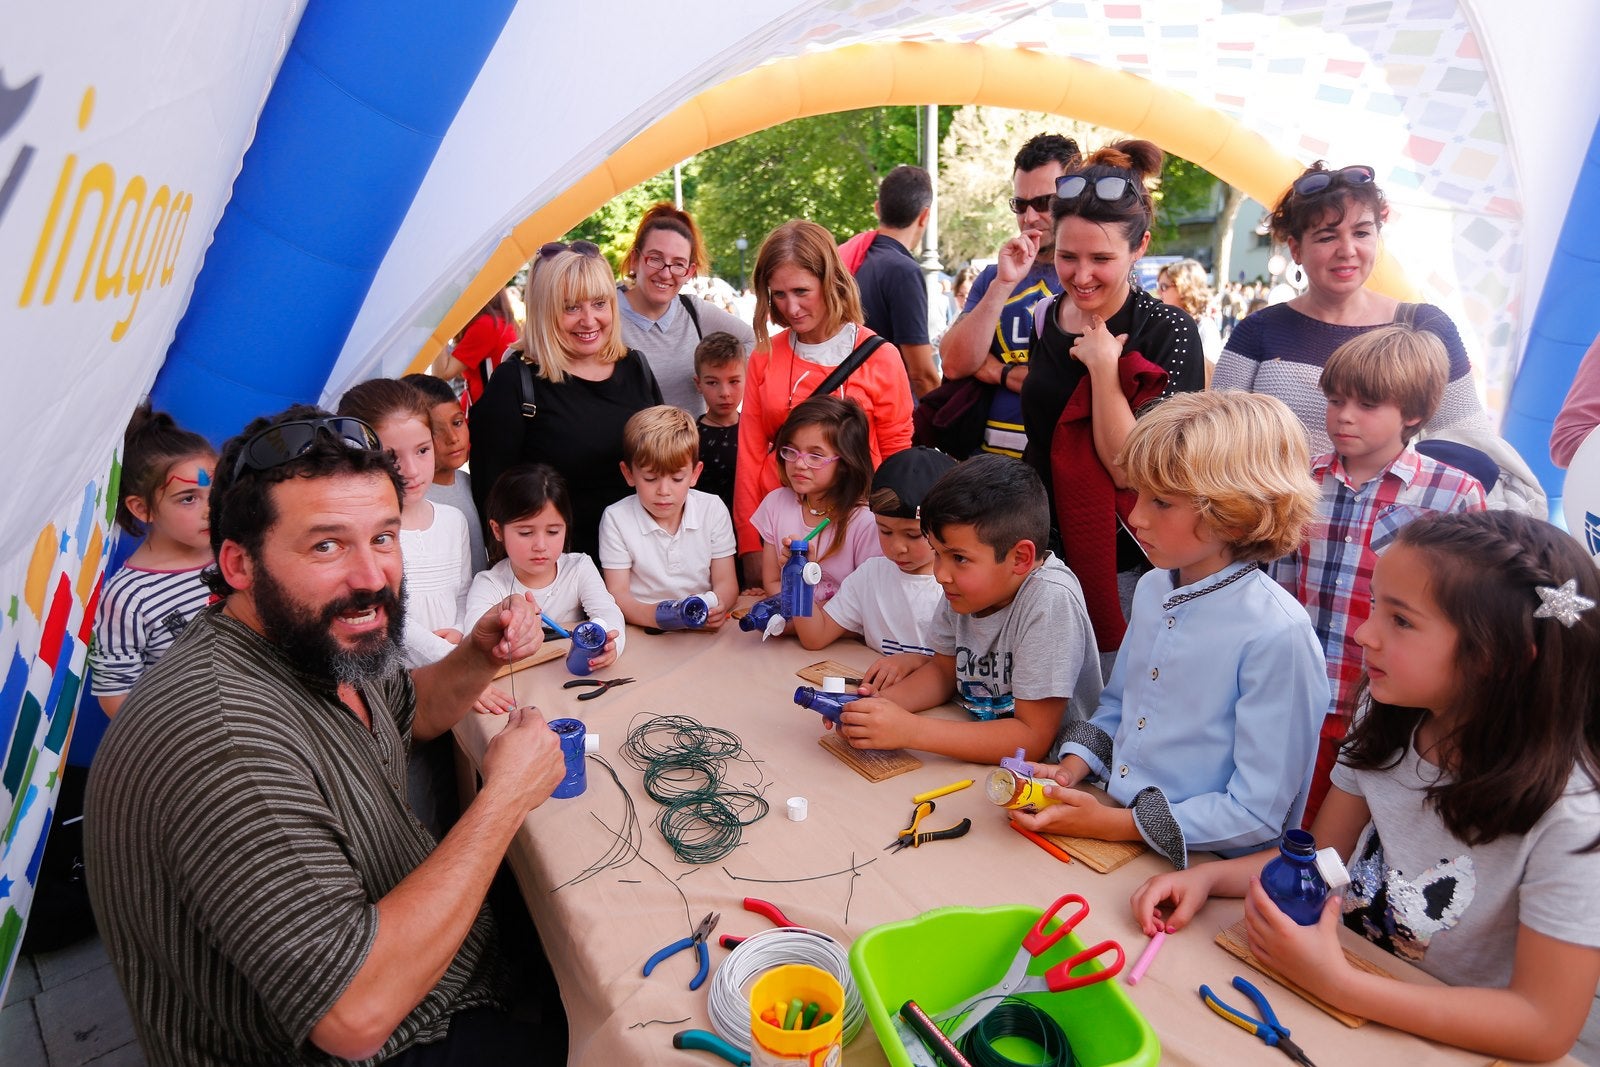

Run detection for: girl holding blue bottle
[[1131, 511, 1600, 1062], [466, 464, 623, 674]]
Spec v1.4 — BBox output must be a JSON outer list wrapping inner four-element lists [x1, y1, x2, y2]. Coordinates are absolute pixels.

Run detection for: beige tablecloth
[[454, 615, 1560, 1067]]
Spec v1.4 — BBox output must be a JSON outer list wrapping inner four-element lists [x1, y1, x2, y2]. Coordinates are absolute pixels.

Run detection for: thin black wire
[[721, 857, 878, 885]]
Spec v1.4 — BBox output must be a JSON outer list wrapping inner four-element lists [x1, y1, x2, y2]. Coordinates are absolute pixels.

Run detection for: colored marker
[[1126, 929, 1167, 986], [1008, 820, 1074, 864], [541, 612, 571, 638], [913, 779, 974, 804], [784, 997, 803, 1030], [802, 517, 830, 544]]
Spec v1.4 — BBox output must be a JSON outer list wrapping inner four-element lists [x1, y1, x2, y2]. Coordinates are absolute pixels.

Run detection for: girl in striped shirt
[[90, 403, 217, 715]]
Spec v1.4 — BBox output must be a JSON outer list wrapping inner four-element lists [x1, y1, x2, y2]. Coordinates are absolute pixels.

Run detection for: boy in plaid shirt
[[1273, 323, 1485, 824]]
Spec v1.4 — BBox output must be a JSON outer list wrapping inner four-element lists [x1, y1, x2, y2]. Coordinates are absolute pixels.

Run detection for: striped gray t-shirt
[[84, 606, 504, 1066]]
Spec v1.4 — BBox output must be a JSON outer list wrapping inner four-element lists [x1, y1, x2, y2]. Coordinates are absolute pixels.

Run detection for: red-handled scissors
[[935, 894, 1124, 1042]]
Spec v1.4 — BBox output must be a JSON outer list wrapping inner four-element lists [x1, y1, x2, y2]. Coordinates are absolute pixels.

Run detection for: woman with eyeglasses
[[469, 244, 663, 557], [733, 219, 914, 581], [618, 203, 755, 415], [1213, 162, 1492, 454], [1019, 139, 1205, 658]]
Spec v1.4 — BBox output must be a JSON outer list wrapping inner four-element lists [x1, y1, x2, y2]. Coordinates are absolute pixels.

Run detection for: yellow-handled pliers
[[1200, 976, 1317, 1067], [884, 800, 972, 853]]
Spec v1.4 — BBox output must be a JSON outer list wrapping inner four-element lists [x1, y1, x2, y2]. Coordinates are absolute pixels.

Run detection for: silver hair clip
[[1533, 580, 1596, 628]]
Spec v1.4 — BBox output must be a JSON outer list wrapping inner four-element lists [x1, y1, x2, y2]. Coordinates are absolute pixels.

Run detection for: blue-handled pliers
[[643, 911, 720, 990], [1199, 976, 1317, 1067]]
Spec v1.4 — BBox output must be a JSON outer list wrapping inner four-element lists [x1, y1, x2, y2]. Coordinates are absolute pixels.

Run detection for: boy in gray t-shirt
[[835, 454, 1102, 764]]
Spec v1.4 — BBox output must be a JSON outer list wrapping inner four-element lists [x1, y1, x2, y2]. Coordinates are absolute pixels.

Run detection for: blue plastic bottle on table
[[1261, 829, 1328, 926], [565, 620, 607, 676], [655, 593, 714, 631], [793, 685, 861, 724], [739, 595, 784, 636]]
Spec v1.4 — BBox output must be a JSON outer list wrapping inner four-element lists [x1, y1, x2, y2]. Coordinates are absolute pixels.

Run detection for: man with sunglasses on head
[[84, 405, 567, 1066], [937, 133, 1080, 459]]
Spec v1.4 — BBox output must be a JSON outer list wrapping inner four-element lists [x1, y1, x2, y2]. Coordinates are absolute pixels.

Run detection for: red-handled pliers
[[718, 897, 797, 949]]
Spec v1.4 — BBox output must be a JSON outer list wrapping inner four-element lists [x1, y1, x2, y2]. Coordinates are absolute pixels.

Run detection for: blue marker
[[541, 612, 571, 638]]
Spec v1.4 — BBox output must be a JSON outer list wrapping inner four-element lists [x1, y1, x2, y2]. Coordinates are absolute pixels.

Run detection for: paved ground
[[3, 936, 144, 1067]]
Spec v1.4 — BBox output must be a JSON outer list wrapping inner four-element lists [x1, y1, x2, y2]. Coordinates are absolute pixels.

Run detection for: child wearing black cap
[[791, 446, 956, 688]]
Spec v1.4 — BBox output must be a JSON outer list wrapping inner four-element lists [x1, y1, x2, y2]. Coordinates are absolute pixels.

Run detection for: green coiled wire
[[960, 998, 1074, 1067], [624, 715, 768, 863]]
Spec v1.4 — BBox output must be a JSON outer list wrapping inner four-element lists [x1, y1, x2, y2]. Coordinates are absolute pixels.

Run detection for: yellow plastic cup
[[749, 963, 844, 1066]]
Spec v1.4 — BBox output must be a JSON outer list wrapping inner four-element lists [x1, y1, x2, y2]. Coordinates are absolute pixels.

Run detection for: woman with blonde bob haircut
[[733, 219, 912, 578], [470, 243, 663, 556], [1012, 389, 1327, 869]]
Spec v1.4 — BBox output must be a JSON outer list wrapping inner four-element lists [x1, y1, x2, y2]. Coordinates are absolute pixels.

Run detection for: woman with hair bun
[[618, 203, 755, 414], [1019, 139, 1205, 658], [1213, 161, 1492, 455]]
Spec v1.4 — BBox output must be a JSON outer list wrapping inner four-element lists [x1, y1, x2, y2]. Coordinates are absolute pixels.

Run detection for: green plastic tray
[[849, 902, 1161, 1067]]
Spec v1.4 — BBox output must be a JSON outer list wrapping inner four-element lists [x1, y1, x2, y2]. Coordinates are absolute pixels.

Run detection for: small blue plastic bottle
[[1260, 829, 1328, 926], [739, 595, 783, 634], [565, 620, 607, 676], [549, 718, 588, 798], [779, 539, 822, 619], [655, 594, 711, 631], [793, 685, 861, 724]]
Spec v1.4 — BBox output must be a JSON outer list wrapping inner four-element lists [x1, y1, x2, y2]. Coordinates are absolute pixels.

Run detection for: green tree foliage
[[561, 169, 685, 272], [937, 107, 1113, 269], [1149, 154, 1218, 247], [560, 107, 950, 285], [693, 106, 947, 282]]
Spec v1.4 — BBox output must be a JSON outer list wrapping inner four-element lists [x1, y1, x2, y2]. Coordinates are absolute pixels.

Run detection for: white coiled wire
[[706, 927, 866, 1051]]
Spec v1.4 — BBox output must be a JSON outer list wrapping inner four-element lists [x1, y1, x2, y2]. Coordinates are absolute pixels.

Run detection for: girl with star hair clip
[[1131, 509, 1600, 1062]]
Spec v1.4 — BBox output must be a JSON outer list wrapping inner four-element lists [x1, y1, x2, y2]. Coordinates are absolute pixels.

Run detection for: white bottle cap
[[1315, 847, 1351, 892], [699, 591, 719, 610], [786, 796, 808, 822], [822, 676, 847, 693], [763, 614, 785, 641], [584, 734, 600, 754]]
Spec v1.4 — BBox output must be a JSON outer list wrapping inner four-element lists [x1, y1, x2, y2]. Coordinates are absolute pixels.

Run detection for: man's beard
[[252, 564, 407, 688]]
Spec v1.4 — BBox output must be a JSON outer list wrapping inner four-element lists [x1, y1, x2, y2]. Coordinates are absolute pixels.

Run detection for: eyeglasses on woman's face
[[642, 251, 691, 278], [777, 445, 839, 469]]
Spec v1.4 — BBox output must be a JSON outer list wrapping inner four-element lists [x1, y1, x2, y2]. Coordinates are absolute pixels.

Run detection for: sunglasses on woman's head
[[231, 417, 382, 478], [1054, 174, 1137, 203], [1291, 165, 1376, 198], [536, 240, 602, 262]]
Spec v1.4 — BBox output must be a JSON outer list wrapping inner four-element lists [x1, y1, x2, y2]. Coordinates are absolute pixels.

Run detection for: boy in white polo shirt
[[599, 405, 740, 629]]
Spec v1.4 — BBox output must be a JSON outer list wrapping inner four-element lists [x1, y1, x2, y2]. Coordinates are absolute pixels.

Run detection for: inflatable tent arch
[[415, 41, 1419, 373]]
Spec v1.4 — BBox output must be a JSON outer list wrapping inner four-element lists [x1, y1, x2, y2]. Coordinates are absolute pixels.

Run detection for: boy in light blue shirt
[[1013, 392, 1329, 869]]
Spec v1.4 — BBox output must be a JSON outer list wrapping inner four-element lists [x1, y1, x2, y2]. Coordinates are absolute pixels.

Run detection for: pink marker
[[1125, 929, 1167, 986]]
